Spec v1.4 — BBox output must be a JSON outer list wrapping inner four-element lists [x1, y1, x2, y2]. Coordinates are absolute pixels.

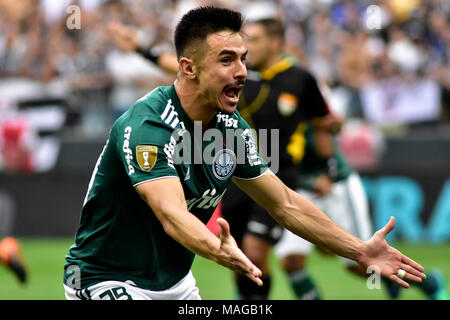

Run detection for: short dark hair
[[252, 18, 285, 42], [174, 6, 244, 60]]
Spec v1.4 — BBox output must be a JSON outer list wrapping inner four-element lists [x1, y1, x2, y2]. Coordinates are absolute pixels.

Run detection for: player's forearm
[[109, 22, 179, 75], [157, 204, 261, 285], [157, 52, 179, 75], [155, 202, 222, 261], [136, 46, 179, 75], [136, 180, 228, 265], [270, 188, 365, 263]]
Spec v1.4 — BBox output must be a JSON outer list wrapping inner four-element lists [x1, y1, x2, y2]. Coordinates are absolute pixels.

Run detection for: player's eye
[[221, 57, 232, 65]]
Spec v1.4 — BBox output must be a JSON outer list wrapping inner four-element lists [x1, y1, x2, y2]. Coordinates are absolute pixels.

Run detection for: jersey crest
[[212, 149, 236, 180]]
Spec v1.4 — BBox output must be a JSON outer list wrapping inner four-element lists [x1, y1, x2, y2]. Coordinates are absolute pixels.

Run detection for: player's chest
[[174, 134, 237, 213]]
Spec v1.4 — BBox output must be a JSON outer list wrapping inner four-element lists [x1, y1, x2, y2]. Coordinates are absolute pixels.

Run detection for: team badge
[[212, 149, 236, 180], [136, 145, 158, 172], [278, 92, 298, 116]]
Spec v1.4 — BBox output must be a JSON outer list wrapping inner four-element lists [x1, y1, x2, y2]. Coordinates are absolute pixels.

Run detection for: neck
[[174, 78, 216, 129], [260, 52, 283, 71]]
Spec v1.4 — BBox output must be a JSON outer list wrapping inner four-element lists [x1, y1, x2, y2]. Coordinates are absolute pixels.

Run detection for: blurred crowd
[[0, 0, 449, 172]]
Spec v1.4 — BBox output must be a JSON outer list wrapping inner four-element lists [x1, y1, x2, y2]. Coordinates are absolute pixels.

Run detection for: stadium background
[[0, 0, 449, 299]]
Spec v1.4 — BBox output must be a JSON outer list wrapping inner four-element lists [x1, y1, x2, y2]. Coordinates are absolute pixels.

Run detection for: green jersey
[[64, 85, 268, 291], [296, 122, 352, 191]]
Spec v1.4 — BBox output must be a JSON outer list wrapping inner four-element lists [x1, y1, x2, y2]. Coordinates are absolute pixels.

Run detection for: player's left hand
[[358, 216, 426, 288], [216, 218, 263, 287]]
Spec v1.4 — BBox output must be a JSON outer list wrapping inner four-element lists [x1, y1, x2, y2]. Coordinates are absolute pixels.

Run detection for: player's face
[[195, 31, 247, 114], [243, 23, 272, 70]]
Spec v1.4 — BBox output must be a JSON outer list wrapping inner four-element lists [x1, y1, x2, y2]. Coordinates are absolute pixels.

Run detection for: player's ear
[[179, 57, 197, 80]]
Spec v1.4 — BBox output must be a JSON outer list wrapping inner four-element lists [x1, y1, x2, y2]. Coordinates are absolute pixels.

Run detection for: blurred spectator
[[0, 114, 35, 174], [360, 73, 441, 127], [338, 118, 386, 170], [335, 30, 373, 118], [0, 0, 449, 148], [305, 12, 338, 85], [0, 98, 66, 174], [359, 24, 442, 128], [387, 0, 421, 24], [387, 26, 425, 74], [0, 0, 44, 79]]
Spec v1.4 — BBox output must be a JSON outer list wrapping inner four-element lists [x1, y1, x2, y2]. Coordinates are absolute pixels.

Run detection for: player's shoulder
[[119, 86, 175, 122], [111, 86, 177, 142], [131, 85, 174, 118]]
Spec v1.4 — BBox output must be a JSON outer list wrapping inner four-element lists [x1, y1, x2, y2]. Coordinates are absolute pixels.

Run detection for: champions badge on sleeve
[[136, 145, 158, 172]]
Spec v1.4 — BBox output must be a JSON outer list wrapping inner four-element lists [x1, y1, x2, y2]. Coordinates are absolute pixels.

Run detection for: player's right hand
[[216, 218, 263, 286]]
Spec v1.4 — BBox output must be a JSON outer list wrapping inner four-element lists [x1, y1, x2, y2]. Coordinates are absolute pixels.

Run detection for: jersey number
[[98, 287, 132, 300]]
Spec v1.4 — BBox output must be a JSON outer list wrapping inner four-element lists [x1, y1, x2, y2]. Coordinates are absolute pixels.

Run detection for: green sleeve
[[115, 118, 179, 187]]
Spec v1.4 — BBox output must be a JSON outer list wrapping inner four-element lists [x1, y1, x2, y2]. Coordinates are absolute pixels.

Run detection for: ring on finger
[[397, 268, 406, 279]]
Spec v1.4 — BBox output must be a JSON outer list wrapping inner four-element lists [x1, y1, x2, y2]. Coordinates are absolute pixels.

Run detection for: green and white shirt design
[[64, 85, 268, 291]]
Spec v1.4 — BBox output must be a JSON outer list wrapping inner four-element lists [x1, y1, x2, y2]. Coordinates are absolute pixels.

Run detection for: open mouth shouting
[[221, 81, 244, 108]]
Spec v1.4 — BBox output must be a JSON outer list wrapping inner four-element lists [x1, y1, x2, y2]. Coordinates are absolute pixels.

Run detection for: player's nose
[[234, 57, 247, 80]]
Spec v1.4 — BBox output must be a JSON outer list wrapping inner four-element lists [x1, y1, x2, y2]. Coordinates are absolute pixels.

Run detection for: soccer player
[[64, 6, 425, 300], [108, 16, 442, 301], [109, 17, 341, 299]]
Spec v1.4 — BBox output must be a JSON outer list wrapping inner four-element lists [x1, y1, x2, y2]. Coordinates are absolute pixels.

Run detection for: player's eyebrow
[[219, 49, 248, 58]]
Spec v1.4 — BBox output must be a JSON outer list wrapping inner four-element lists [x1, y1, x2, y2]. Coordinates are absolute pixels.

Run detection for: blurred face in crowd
[[244, 22, 280, 71], [189, 30, 247, 114]]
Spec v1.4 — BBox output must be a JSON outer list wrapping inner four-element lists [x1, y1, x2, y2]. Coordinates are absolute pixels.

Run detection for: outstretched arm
[[136, 177, 262, 286], [108, 22, 179, 75], [233, 171, 426, 288]]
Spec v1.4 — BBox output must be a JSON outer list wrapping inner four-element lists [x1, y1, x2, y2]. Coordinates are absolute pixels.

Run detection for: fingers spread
[[244, 264, 263, 286], [400, 263, 426, 281], [217, 218, 231, 241], [389, 274, 410, 289], [228, 246, 261, 277], [231, 256, 262, 286], [246, 272, 263, 287], [401, 255, 425, 274], [403, 272, 423, 284]]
